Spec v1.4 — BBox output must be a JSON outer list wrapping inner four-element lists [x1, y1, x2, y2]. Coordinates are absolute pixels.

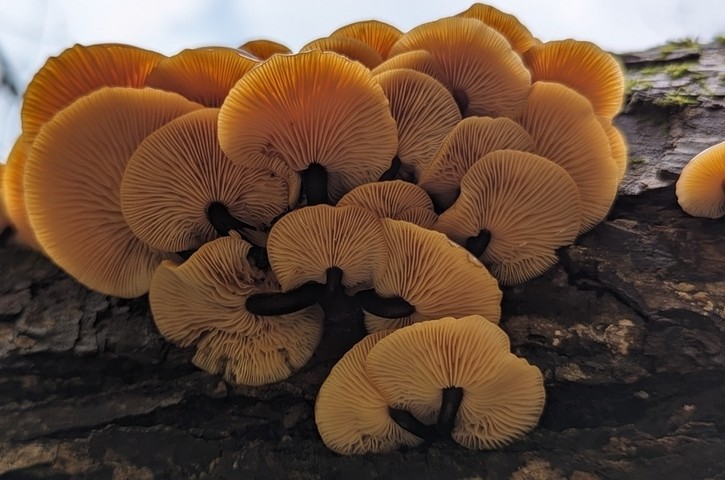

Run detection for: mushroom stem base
[[301, 163, 329, 205], [466, 229, 492, 258]]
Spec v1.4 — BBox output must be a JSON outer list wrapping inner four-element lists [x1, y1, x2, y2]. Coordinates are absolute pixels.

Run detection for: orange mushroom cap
[[330, 20, 404, 59], [0, 165, 9, 233], [300, 36, 384, 69], [455, 3, 540, 54], [2, 135, 41, 249], [676, 141, 725, 219], [238, 39, 292, 59], [370, 50, 452, 92]]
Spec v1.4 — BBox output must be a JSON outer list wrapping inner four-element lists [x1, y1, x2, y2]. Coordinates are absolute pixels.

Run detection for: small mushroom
[[150, 233, 323, 386], [218, 50, 398, 205], [24, 87, 203, 297], [434, 150, 581, 285], [364, 218, 502, 333], [365, 315, 545, 450], [523, 40, 625, 120], [455, 3, 539, 54], [238, 39, 292, 59], [388, 17, 531, 118], [2, 135, 41, 249], [373, 68, 461, 181], [22, 43, 164, 148], [417, 116, 536, 211], [120, 107, 294, 253], [371, 50, 452, 92], [315, 330, 423, 455], [517, 81, 618, 233], [144, 47, 259, 107], [300, 36, 384, 69], [337, 181, 437, 229], [676, 141, 725, 219], [330, 20, 403, 59]]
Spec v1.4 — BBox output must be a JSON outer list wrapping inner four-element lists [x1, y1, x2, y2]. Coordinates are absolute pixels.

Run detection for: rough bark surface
[[1, 42, 724, 480]]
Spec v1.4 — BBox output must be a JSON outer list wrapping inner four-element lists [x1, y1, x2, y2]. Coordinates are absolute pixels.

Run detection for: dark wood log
[[1, 41, 723, 479]]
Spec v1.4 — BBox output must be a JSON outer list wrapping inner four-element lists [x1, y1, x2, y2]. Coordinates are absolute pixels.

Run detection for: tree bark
[[1, 41, 724, 479]]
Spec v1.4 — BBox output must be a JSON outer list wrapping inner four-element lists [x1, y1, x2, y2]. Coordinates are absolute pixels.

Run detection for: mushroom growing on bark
[[366, 315, 546, 450], [218, 50, 398, 205], [2, 136, 41, 249], [24, 87, 202, 297], [676, 141, 725, 219]]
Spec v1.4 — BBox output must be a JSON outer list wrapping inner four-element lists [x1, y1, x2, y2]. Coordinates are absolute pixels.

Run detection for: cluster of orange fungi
[[2, 4, 642, 454]]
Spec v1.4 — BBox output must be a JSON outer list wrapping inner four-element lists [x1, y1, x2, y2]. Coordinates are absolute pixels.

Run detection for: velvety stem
[[247, 245, 270, 271], [206, 202, 257, 236], [301, 163, 329, 205], [378, 156, 402, 181], [465, 229, 492, 258], [245, 282, 324, 316], [388, 407, 437, 442], [436, 387, 464, 439], [354, 289, 415, 318]]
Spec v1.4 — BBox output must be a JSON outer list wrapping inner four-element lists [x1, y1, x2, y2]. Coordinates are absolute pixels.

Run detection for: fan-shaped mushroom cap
[[22, 43, 164, 148], [365, 219, 501, 333], [24, 87, 203, 297], [330, 20, 403, 60], [434, 150, 581, 285], [267, 205, 388, 290], [371, 50, 452, 91], [523, 40, 625, 120], [315, 330, 422, 454], [144, 47, 259, 107], [150, 233, 323, 386], [337, 181, 437, 228], [2, 136, 40, 249], [300, 36, 384, 69], [388, 17, 531, 118], [366, 315, 545, 450], [455, 3, 539, 54], [517, 81, 618, 233], [218, 50, 398, 203], [418, 116, 536, 211], [598, 117, 628, 184], [676, 141, 725, 219], [373, 68, 461, 180], [0, 165, 9, 232], [239, 39, 292, 59], [121, 108, 293, 252]]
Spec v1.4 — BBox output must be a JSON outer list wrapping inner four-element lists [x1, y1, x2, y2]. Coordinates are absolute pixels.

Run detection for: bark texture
[[1, 42, 724, 479]]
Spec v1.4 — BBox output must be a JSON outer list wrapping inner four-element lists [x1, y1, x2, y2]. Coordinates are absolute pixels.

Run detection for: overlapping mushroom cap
[[24, 87, 203, 297], [150, 233, 323, 386], [330, 20, 403, 59], [315, 330, 422, 454], [434, 150, 581, 285], [144, 47, 259, 107], [455, 3, 539, 54], [218, 50, 398, 204], [676, 141, 725, 219], [338, 181, 438, 229], [365, 219, 502, 333], [366, 315, 545, 450], [21, 43, 164, 148], [301, 36, 384, 69], [2, 135, 41, 249], [239, 39, 292, 59], [389, 17, 531, 117], [0, 165, 9, 234], [370, 50, 452, 91], [121, 108, 292, 252]]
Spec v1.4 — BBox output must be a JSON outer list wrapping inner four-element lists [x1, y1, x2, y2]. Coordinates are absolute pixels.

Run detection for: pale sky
[[1, 0, 724, 159]]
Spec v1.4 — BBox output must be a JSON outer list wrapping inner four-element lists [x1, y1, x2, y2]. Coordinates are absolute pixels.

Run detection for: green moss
[[637, 62, 703, 80], [629, 156, 647, 165], [715, 35, 725, 45], [653, 91, 699, 108], [624, 78, 652, 97]]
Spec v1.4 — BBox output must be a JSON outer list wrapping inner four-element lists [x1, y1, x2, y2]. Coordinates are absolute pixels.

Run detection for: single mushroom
[[24, 87, 203, 297], [370, 50, 452, 92], [315, 330, 423, 455], [523, 40, 625, 120], [373, 68, 461, 181], [337, 180, 438, 229], [365, 315, 546, 450], [330, 20, 403, 60], [455, 3, 540, 54], [300, 36, 384, 69], [417, 116, 536, 211], [218, 50, 398, 205], [2, 135, 41, 250], [238, 39, 292, 59], [120, 107, 295, 253], [150, 233, 323, 386], [21, 43, 164, 149], [364, 218, 502, 334], [676, 141, 725, 219], [434, 150, 582, 285], [598, 117, 629, 184], [517, 81, 618, 233], [388, 17, 531, 118], [144, 47, 259, 107]]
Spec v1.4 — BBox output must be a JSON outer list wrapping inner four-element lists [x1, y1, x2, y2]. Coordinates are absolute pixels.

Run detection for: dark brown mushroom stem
[[388, 386, 464, 447], [354, 289, 416, 318], [388, 407, 437, 442], [0, 226, 14, 247], [465, 229, 492, 257], [245, 282, 324, 315], [300, 162, 329, 205], [206, 201, 258, 235], [378, 156, 402, 181], [452, 89, 469, 116], [436, 387, 464, 439]]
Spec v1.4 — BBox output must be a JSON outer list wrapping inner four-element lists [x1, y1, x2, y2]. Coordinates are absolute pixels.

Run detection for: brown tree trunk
[[1, 41, 724, 479]]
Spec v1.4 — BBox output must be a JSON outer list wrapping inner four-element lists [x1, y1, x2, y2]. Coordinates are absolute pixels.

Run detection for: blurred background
[[1, 0, 723, 160]]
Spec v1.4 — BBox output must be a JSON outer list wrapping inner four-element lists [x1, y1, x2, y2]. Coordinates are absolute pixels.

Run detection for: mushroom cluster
[[1, 3, 630, 454]]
